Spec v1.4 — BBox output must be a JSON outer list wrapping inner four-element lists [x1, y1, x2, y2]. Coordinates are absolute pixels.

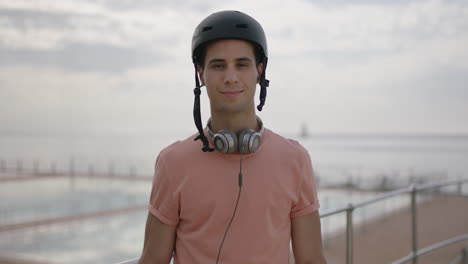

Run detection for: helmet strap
[[257, 57, 269, 111], [193, 64, 215, 152]]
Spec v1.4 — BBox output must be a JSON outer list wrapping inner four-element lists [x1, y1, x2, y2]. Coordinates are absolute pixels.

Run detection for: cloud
[[0, 2, 203, 70], [0, 0, 467, 135], [307, 0, 412, 6], [0, 1, 210, 51], [0, 43, 163, 72], [0, 62, 197, 135], [265, 0, 468, 56], [97, 0, 215, 12]]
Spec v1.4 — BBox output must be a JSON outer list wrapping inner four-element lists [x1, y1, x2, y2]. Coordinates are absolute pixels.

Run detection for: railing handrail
[[320, 178, 468, 218], [416, 178, 468, 192], [448, 247, 467, 264], [318, 177, 467, 264], [116, 236, 468, 264], [391, 234, 468, 264], [116, 259, 139, 264]]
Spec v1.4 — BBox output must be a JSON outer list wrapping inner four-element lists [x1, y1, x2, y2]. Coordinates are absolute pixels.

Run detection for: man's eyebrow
[[208, 58, 225, 64], [207, 57, 253, 64], [236, 57, 253, 62]]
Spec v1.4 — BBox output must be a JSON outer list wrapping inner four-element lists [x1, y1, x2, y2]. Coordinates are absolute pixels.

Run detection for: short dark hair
[[194, 40, 264, 69]]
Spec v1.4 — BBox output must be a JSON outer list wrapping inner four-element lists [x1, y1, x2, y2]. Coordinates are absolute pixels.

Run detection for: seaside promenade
[[322, 195, 468, 264], [1, 171, 466, 264], [2, 196, 466, 264]]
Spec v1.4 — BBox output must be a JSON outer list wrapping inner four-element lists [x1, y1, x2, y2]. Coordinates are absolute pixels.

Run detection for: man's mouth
[[222, 90, 243, 97]]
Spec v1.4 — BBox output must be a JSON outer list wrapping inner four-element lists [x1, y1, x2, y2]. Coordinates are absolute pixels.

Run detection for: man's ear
[[257, 63, 264, 83], [197, 64, 205, 85]]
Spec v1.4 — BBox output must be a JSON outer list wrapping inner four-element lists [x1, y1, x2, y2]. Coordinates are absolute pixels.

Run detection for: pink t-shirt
[[148, 128, 320, 264]]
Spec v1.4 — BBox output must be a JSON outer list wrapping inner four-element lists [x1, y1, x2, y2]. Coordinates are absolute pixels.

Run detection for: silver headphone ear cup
[[212, 133, 226, 153], [214, 129, 238, 153], [239, 129, 259, 154], [249, 132, 261, 153]]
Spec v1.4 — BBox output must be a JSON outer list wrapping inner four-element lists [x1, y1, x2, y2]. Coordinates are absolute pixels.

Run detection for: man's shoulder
[[158, 132, 201, 162], [265, 128, 309, 157]]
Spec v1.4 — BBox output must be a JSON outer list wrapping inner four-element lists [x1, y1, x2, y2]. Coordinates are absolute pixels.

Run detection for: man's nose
[[224, 67, 239, 85]]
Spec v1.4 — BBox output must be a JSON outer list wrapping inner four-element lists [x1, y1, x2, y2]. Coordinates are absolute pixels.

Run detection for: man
[[140, 10, 326, 264]]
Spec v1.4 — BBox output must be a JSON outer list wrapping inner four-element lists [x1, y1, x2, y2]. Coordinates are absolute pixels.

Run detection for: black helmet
[[191, 10, 268, 65], [191, 10, 270, 152]]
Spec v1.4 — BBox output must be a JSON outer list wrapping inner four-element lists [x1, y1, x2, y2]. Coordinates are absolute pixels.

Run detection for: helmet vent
[[202, 26, 213, 32], [235, 23, 248, 29]]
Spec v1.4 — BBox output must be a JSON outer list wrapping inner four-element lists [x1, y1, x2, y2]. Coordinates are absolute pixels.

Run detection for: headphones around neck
[[206, 117, 265, 154]]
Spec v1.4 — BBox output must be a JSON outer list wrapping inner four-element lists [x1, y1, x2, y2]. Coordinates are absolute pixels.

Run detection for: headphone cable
[[215, 152, 243, 264]]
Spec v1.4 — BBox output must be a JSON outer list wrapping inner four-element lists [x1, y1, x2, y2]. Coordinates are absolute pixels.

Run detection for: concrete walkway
[[0, 258, 47, 264], [322, 195, 468, 264]]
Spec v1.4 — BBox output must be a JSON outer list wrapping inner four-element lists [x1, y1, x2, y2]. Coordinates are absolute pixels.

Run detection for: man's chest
[[176, 158, 298, 228]]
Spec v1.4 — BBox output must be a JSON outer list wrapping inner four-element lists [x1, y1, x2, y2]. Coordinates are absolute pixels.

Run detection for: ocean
[[1, 132, 467, 182]]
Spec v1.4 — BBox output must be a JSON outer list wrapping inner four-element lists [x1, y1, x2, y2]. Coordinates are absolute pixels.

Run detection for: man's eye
[[212, 64, 224, 69], [238, 63, 249, 67]]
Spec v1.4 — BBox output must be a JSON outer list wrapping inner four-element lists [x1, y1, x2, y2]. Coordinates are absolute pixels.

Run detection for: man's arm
[[291, 211, 327, 264], [139, 212, 177, 264]]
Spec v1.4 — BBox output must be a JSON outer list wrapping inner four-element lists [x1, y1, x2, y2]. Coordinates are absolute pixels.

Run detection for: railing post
[[411, 184, 418, 264], [457, 180, 463, 196], [462, 247, 467, 264], [346, 203, 354, 264], [323, 197, 330, 249]]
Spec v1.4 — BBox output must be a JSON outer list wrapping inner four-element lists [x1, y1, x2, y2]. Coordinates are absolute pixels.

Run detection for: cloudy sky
[[1, 0, 467, 136]]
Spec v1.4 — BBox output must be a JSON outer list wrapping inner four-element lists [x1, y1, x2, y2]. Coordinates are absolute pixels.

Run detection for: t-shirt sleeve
[[290, 149, 320, 218], [148, 152, 180, 226]]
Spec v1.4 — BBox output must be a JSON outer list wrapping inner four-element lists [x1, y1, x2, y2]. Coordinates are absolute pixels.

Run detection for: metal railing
[[448, 247, 468, 264], [320, 177, 468, 264], [116, 259, 138, 264], [0, 158, 149, 182], [392, 234, 468, 264], [116, 178, 468, 264]]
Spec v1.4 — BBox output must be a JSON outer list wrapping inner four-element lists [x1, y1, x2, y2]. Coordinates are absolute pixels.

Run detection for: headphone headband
[[206, 116, 264, 154], [206, 116, 264, 139]]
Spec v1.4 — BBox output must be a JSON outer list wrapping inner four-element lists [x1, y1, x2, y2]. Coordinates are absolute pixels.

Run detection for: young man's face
[[198, 39, 263, 115]]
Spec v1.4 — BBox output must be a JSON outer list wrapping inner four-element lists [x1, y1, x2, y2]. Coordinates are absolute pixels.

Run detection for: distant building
[[300, 123, 309, 138]]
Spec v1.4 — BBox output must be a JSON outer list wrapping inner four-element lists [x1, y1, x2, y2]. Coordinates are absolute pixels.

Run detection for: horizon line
[[1, 129, 468, 138]]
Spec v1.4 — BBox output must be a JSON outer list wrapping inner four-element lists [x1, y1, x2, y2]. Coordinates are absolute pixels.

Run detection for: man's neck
[[209, 110, 259, 135]]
